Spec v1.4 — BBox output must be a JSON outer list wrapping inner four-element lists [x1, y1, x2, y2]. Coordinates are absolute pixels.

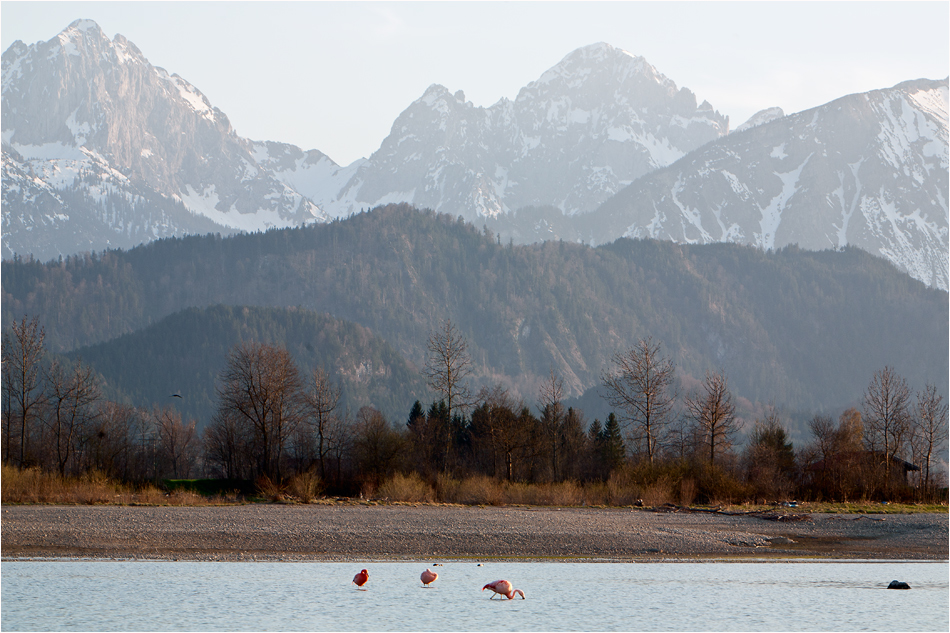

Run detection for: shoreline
[[2, 504, 947, 562]]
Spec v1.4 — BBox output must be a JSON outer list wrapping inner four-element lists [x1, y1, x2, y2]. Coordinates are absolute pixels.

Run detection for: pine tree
[[601, 412, 626, 473]]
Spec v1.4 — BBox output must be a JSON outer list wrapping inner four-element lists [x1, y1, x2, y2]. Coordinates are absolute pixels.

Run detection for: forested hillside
[[3, 204, 947, 414], [65, 305, 429, 425]]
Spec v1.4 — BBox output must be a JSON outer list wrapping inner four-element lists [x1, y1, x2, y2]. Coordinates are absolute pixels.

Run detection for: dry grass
[[5, 465, 944, 512], [678, 478, 698, 505], [641, 478, 673, 507], [377, 472, 435, 502], [255, 476, 287, 502], [436, 474, 502, 505], [1, 465, 185, 505], [286, 471, 323, 503], [503, 481, 587, 506]]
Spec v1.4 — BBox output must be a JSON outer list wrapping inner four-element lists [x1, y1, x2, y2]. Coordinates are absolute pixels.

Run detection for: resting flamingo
[[482, 579, 525, 599], [352, 569, 369, 587], [421, 568, 438, 586]]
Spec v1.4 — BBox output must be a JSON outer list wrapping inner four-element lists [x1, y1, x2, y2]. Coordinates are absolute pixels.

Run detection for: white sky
[[2, 1, 948, 166]]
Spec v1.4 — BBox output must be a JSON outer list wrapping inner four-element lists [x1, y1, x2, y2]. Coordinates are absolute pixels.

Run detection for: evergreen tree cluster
[[3, 204, 946, 421]]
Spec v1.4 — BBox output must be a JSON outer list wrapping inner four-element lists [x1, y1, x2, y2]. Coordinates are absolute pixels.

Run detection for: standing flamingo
[[421, 568, 439, 586], [352, 569, 369, 587], [482, 579, 525, 599]]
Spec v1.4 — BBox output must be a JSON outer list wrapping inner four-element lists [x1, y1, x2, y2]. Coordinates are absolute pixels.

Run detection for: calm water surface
[[1, 560, 947, 631]]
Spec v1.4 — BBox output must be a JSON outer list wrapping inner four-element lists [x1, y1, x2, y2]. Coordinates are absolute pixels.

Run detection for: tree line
[[3, 315, 947, 502], [4, 204, 947, 419]]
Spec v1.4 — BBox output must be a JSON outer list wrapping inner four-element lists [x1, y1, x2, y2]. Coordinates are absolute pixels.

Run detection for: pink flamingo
[[482, 579, 525, 599], [421, 568, 439, 586], [352, 569, 369, 587]]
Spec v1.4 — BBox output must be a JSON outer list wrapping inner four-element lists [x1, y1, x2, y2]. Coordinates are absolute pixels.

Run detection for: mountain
[[580, 78, 950, 289], [2, 26, 727, 260], [297, 42, 728, 220], [1, 19, 325, 260], [3, 21, 946, 291], [66, 305, 429, 426], [4, 205, 947, 417]]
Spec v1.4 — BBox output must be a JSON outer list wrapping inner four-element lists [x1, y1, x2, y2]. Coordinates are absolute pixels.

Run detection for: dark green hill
[[3, 203, 947, 414], [66, 305, 429, 426]]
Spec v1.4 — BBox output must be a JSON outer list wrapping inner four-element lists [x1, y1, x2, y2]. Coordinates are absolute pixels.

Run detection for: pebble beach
[[2, 504, 947, 562]]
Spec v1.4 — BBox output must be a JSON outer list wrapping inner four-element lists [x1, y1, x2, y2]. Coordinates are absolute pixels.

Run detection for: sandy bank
[[2, 504, 946, 562]]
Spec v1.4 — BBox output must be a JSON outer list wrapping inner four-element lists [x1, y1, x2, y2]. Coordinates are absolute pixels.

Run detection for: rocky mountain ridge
[[2, 19, 322, 259], [543, 78, 949, 289], [2, 20, 947, 289]]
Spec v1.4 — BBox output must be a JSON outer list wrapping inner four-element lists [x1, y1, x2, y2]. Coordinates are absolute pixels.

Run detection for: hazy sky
[[2, 1, 948, 166]]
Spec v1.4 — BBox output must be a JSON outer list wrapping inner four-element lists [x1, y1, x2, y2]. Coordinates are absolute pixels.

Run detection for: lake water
[[1, 560, 947, 631]]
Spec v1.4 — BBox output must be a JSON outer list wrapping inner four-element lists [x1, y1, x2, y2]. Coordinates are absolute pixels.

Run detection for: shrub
[[454, 475, 503, 505], [434, 473, 460, 502], [678, 478, 698, 505], [377, 472, 434, 502], [582, 482, 609, 506], [287, 471, 323, 503], [690, 461, 751, 504], [641, 478, 673, 507], [606, 468, 642, 506], [255, 475, 286, 502]]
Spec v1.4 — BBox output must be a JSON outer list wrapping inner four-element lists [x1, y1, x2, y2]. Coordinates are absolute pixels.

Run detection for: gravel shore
[[2, 504, 947, 562]]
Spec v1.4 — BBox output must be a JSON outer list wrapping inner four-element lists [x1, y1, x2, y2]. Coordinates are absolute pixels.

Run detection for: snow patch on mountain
[[304, 42, 727, 222], [590, 78, 949, 289], [757, 157, 810, 250]]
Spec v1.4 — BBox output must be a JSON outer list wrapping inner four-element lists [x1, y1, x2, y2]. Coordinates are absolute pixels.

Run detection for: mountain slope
[[67, 304, 428, 426], [4, 205, 946, 414], [3, 22, 946, 290], [288, 42, 728, 221], [581, 78, 950, 289], [1, 19, 324, 260]]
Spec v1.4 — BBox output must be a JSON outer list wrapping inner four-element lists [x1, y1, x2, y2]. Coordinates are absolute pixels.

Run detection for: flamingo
[[482, 579, 525, 599], [352, 569, 369, 587], [421, 568, 438, 586]]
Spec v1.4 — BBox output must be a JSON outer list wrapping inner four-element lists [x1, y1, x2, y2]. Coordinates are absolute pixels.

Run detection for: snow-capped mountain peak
[[2, 19, 324, 261], [301, 41, 729, 221], [587, 78, 949, 289], [3, 23, 946, 291]]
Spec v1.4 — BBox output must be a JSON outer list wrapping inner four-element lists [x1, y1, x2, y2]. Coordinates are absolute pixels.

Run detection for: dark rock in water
[[887, 580, 911, 590]]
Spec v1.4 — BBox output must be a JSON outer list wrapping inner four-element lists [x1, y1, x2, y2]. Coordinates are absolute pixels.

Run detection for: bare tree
[[745, 411, 795, 501], [154, 406, 198, 479], [538, 368, 565, 480], [423, 319, 473, 419], [302, 368, 342, 480], [44, 359, 101, 475], [423, 319, 473, 471], [862, 366, 912, 479], [87, 402, 145, 481], [2, 316, 48, 466], [910, 384, 949, 490], [352, 407, 405, 491], [808, 415, 837, 464], [215, 342, 304, 480], [203, 407, 252, 480], [684, 370, 739, 464], [601, 338, 676, 464]]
